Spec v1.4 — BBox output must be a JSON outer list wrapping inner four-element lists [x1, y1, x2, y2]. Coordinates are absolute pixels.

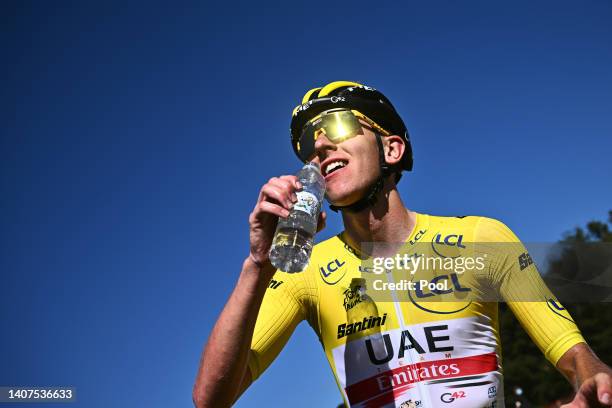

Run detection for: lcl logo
[[431, 233, 466, 258], [320, 259, 347, 285], [320, 259, 346, 277], [433, 233, 466, 248]]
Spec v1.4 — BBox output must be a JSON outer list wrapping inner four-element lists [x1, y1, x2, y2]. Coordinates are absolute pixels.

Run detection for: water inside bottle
[[269, 226, 314, 272]]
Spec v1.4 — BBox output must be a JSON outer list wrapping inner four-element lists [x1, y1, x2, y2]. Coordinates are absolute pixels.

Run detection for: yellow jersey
[[248, 213, 585, 407]]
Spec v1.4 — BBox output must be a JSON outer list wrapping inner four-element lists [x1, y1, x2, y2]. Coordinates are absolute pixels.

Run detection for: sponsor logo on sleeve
[[518, 252, 534, 270], [547, 298, 575, 322]]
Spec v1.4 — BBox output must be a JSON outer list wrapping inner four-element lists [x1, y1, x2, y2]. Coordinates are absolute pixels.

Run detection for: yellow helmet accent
[[293, 82, 364, 117], [301, 87, 322, 104], [317, 81, 363, 97]]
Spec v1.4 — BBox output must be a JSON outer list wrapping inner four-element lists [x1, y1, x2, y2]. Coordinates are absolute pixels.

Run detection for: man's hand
[[558, 343, 612, 407], [248, 175, 326, 266], [561, 373, 612, 407]]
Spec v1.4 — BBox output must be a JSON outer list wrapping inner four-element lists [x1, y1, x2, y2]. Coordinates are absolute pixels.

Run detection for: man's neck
[[340, 179, 416, 256]]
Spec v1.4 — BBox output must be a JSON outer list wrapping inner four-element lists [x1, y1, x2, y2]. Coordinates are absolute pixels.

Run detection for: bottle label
[[294, 191, 319, 217]]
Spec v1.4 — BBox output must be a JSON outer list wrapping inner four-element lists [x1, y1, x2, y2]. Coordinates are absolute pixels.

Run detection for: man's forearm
[[192, 256, 275, 408], [557, 343, 612, 388]]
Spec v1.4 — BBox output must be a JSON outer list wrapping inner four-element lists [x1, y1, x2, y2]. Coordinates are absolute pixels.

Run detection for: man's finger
[[257, 201, 290, 219], [561, 393, 588, 408], [316, 211, 327, 233], [594, 373, 612, 405], [268, 177, 299, 203], [261, 184, 294, 210]]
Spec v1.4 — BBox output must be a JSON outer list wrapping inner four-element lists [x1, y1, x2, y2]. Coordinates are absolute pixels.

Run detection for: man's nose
[[313, 132, 337, 158]]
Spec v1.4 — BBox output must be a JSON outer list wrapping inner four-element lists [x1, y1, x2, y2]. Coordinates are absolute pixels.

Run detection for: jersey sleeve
[[248, 267, 318, 381], [474, 217, 586, 366]]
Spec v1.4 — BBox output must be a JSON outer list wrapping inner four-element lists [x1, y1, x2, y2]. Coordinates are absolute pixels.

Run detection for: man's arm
[[192, 175, 300, 408], [557, 343, 612, 407], [475, 217, 612, 406], [193, 175, 324, 407], [192, 257, 275, 408]]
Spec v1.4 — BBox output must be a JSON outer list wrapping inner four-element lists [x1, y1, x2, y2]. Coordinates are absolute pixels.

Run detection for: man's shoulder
[[311, 233, 349, 260], [425, 213, 488, 230]]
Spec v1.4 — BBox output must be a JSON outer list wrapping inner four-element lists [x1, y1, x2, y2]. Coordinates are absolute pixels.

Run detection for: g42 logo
[[440, 391, 466, 403]]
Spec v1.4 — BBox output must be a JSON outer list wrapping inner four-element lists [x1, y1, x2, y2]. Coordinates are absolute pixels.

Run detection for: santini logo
[[337, 314, 387, 339]]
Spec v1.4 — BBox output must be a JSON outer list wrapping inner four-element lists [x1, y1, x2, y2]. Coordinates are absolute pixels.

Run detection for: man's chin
[[326, 192, 363, 208]]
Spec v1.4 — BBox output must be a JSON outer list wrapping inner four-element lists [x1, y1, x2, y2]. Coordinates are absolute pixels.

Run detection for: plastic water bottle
[[269, 162, 325, 272]]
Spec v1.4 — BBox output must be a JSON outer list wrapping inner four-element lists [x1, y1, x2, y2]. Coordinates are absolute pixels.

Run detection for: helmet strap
[[329, 132, 391, 213]]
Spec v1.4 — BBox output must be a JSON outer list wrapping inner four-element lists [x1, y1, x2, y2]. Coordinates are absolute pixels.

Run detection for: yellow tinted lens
[[321, 111, 362, 142], [298, 111, 364, 162]]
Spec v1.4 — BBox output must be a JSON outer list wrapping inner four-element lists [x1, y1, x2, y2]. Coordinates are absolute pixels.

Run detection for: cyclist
[[193, 81, 612, 407]]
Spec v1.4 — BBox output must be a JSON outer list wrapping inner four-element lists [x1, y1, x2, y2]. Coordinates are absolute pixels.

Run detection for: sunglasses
[[295, 109, 390, 162]]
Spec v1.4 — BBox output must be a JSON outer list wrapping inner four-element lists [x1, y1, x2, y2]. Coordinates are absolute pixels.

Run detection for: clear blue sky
[[2, 1, 611, 407]]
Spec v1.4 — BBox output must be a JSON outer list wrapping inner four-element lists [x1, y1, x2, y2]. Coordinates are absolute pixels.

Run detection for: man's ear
[[383, 135, 405, 166]]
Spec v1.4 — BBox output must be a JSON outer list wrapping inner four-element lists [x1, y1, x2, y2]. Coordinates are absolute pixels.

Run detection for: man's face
[[309, 119, 382, 207]]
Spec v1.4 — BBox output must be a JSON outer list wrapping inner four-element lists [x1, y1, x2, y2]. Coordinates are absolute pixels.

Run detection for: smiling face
[[310, 120, 384, 207]]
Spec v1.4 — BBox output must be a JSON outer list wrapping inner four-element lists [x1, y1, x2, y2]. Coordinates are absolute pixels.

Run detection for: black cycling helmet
[[290, 81, 413, 212], [290, 81, 413, 173]]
